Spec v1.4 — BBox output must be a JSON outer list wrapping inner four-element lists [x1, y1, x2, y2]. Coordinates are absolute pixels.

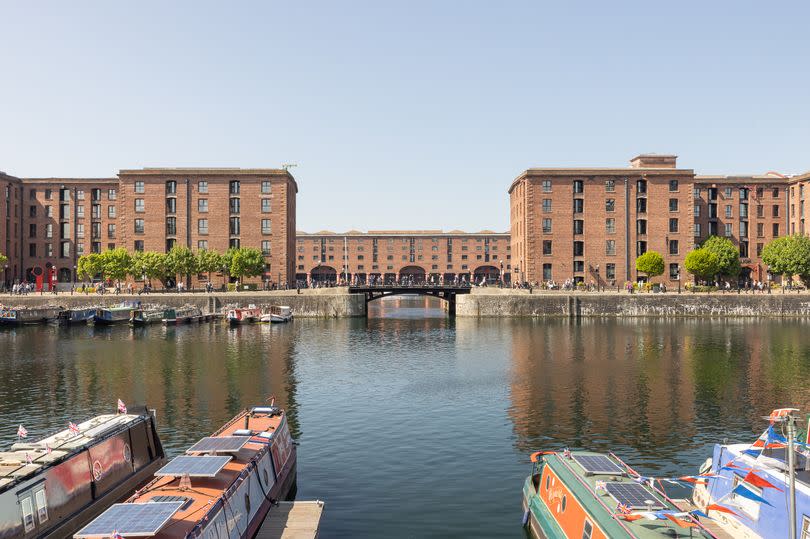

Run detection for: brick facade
[[295, 230, 511, 284]]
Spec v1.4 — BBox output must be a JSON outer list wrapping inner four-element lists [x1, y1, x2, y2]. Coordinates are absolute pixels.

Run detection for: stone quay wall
[[0, 289, 366, 318], [456, 290, 810, 317]]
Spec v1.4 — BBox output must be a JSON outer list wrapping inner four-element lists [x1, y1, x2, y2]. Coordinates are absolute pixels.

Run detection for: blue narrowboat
[[57, 307, 96, 325]]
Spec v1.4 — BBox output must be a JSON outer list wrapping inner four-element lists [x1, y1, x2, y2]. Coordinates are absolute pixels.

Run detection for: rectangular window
[[198, 219, 208, 235], [542, 199, 552, 213], [166, 198, 176, 214], [757, 223, 764, 237], [230, 197, 240, 214], [45, 205, 53, 217], [91, 204, 101, 219], [77, 243, 84, 255], [725, 205, 732, 218], [725, 187, 733, 198], [637, 198, 647, 213], [59, 222, 69, 238], [166, 217, 177, 235], [261, 219, 272, 234], [60, 204, 69, 219], [740, 221, 748, 238], [91, 242, 101, 254], [773, 223, 780, 237], [694, 204, 701, 217], [669, 239, 679, 255], [606, 218, 616, 234], [108, 205, 116, 218], [28, 243, 36, 257], [197, 240, 208, 251], [76, 189, 85, 200], [165, 239, 176, 252], [756, 205, 764, 218], [542, 218, 552, 233], [740, 203, 748, 218], [134, 181, 144, 193], [20, 496, 34, 533], [44, 188, 52, 200], [573, 220, 584, 235], [573, 241, 584, 256], [262, 198, 272, 213], [542, 180, 552, 193], [605, 199, 615, 212], [573, 180, 584, 194], [165, 181, 177, 194], [636, 241, 647, 256], [669, 218, 678, 233], [725, 223, 733, 237], [29, 188, 36, 200], [230, 217, 240, 235], [573, 260, 584, 272], [45, 223, 53, 239], [669, 179, 679, 191], [45, 243, 53, 257], [134, 219, 144, 234], [261, 240, 271, 255], [773, 188, 780, 198], [637, 219, 647, 235], [229, 238, 240, 249], [772, 204, 780, 217], [605, 179, 615, 192], [693, 187, 701, 198], [77, 223, 85, 238], [606, 264, 615, 280], [261, 180, 272, 194], [230, 181, 240, 195], [134, 240, 144, 252], [135, 199, 145, 212], [694, 223, 701, 237], [606, 240, 616, 255], [60, 241, 70, 258], [77, 205, 84, 218], [107, 224, 116, 239], [669, 198, 679, 212], [29, 224, 36, 238], [669, 263, 679, 279], [108, 189, 117, 200], [91, 188, 101, 201], [198, 199, 208, 212], [542, 263, 552, 280], [757, 243, 764, 257], [573, 199, 583, 213], [29, 205, 36, 217], [198, 180, 208, 193], [542, 240, 552, 255]]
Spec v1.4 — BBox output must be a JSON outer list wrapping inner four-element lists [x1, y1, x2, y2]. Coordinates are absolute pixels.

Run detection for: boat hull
[[522, 477, 565, 539]]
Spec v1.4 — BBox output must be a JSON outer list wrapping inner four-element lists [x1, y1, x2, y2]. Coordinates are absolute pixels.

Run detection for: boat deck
[[256, 501, 324, 539], [672, 499, 735, 539]]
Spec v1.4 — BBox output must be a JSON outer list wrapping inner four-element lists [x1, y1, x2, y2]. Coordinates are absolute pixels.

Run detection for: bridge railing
[[349, 283, 472, 290]]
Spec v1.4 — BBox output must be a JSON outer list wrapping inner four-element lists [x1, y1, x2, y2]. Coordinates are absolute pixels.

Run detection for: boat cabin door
[[17, 484, 48, 535]]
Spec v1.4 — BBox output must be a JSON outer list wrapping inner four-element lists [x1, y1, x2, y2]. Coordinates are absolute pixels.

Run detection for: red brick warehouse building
[[295, 230, 512, 285]]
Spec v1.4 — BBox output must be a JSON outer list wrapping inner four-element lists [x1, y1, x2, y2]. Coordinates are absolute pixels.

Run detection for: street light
[[676, 267, 681, 294], [499, 259, 504, 287], [595, 264, 600, 292]]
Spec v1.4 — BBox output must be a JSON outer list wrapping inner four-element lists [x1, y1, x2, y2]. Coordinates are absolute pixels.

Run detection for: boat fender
[[522, 510, 530, 527]]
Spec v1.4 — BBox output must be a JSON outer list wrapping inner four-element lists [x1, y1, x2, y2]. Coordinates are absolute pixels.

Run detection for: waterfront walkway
[[256, 501, 324, 539]]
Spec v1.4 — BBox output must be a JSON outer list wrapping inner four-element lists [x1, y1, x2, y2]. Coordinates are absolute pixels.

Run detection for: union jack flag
[[117, 399, 127, 414], [68, 422, 81, 435], [45, 443, 52, 454], [112, 530, 123, 539], [563, 448, 572, 459], [617, 502, 632, 515], [17, 425, 28, 438]]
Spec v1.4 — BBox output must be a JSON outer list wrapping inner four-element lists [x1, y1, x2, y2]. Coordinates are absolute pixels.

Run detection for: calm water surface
[[2, 297, 810, 537]]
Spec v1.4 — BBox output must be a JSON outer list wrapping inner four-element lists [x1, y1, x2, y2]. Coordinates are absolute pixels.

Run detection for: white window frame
[[731, 476, 761, 520], [34, 488, 48, 524], [20, 495, 35, 532]]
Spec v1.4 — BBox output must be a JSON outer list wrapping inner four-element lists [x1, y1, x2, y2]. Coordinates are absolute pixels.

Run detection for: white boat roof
[[0, 413, 141, 488]]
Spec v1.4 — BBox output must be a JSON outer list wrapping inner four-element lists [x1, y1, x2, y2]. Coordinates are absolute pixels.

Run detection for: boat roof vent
[[233, 429, 253, 436], [252, 406, 280, 416]]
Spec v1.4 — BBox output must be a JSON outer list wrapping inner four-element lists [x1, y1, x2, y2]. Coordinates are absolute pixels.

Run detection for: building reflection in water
[[508, 318, 810, 473], [0, 323, 300, 455]]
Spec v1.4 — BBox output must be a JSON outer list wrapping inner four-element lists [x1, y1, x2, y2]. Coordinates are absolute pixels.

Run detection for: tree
[[196, 249, 225, 280], [0, 252, 7, 267], [98, 248, 132, 282], [702, 236, 740, 277], [229, 247, 266, 281], [166, 245, 197, 287], [635, 251, 664, 278], [762, 235, 810, 284], [131, 251, 169, 287], [684, 248, 721, 280], [77, 253, 102, 281]]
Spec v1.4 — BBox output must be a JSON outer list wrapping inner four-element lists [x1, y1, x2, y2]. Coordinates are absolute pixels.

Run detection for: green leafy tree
[[98, 247, 132, 282], [166, 245, 197, 287], [0, 252, 7, 267], [635, 250, 665, 278], [131, 251, 169, 287], [762, 235, 810, 284], [702, 236, 740, 277], [77, 253, 102, 281], [684, 248, 721, 280], [196, 249, 225, 280], [229, 247, 266, 281]]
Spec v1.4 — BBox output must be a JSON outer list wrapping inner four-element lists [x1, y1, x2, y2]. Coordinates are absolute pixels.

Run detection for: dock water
[[256, 501, 324, 539]]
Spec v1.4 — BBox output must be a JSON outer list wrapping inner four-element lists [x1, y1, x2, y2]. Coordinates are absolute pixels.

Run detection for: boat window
[[561, 495, 567, 513], [582, 519, 593, 539], [802, 516, 810, 539], [263, 469, 270, 486], [34, 488, 48, 524], [20, 495, 35, 532], [245, 493, 251, 514], [545, 475, 550, 491]]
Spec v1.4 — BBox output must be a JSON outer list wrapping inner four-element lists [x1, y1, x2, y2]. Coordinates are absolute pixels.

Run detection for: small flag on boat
[[68, 422, 81, 435], [45, 443, 51, 454], [732, 484, 772, 506], [595, 480, 606, 491], [562, 448, 571, 459], [705, 503, 739, 517], [617, 502, 631, 515], [664, 514, 698, 528], [17, 425, 28, 438], [25, 452, 32, 464], [112, 529, 123, 539], [743, 471, 783, 491], [117, 399, 127, 414]]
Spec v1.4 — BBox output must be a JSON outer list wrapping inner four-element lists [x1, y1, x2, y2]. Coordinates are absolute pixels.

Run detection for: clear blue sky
[[1, 2, 808, 232]]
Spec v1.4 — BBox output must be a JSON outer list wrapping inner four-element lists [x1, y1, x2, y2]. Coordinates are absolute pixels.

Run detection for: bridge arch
[[399, 265, 426, 284], [310, 265, 337, 284]]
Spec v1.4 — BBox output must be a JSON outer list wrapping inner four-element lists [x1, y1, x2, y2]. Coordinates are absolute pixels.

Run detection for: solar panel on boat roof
[[155, 455, 231, 477], [571, 454, 624, 475], [186, 436, 250, 454], [605, 482, 665, 510], [74, 501, 183, 537]]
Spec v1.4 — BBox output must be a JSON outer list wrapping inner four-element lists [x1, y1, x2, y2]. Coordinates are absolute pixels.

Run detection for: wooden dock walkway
[[672, 499, 735, 539], [256, 501, 324, 539]]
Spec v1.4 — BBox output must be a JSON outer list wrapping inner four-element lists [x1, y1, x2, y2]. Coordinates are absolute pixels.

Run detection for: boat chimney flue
[[244, 414, 250, 429]]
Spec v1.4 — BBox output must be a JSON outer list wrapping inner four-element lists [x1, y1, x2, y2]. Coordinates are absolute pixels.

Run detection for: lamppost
[[595, 264, 600, 292], [73, 265, 77, 294], [767, 273, 772, 295], [676, 267, 681, 294], [499, 259, 504, 287], [515, 265, 521, 286]]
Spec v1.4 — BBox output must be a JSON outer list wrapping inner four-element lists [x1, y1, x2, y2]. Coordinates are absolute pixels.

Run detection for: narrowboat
[[93, 301, 140, 325], [0, 407, 165, 539], [260, 305, 293, 324], [226, 304, 261, 325], [161, 305, 203, 325], [523, 450, 716, 538], [692, 408, 809, 539], [130, 307, 166, 326], [76, 403, 297, 539], [57, 307, 96, 326], [0, 306, 62, 326]]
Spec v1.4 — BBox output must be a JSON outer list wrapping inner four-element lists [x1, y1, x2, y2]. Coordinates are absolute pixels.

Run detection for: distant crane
[[281, 163, 298, 171]]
